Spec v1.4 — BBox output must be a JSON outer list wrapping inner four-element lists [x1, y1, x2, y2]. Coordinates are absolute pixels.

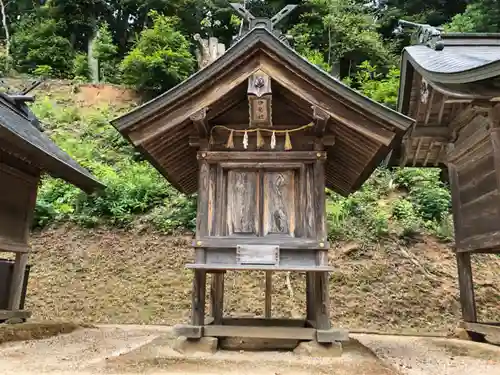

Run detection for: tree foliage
[[11, 15, 74, 76], [120, 11, 195, 92]]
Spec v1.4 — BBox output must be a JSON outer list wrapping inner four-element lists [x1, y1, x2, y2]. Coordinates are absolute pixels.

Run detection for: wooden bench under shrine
[[112, 11, 412, 348], [0, 91, 102, 322]]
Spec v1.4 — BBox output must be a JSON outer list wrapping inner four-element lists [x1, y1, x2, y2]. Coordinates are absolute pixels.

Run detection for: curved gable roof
[[113, 26, 413, 196]]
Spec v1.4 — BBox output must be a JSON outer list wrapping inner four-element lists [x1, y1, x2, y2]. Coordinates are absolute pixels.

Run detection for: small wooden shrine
[[112, 9, 412, 347], [392, 22, 500, 342], [0, 91, 102, 322]]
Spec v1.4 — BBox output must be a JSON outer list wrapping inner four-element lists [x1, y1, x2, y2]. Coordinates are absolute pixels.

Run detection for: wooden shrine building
[[112, 9, 413, 349], [391, 23, 500, 342], [0, 92, 102, 322]]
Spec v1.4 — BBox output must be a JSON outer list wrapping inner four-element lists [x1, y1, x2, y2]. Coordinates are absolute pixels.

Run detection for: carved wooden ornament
[[248, 71, 273, 127]]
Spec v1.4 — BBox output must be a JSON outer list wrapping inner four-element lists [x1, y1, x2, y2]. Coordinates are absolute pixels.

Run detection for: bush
[[73, 53, 91, 81], [32, 65, 54, 78], [120, 11, 195, 93], [11, 16, 74, 77]]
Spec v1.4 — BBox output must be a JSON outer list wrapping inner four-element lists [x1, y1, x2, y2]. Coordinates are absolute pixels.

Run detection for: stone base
[[293, 340, 343, 358], [452, 328, 472, 341], [172, 336, 218, 355]]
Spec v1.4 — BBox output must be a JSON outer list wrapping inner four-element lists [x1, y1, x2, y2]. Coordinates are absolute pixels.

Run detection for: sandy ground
[[0, 325, 499, 375]]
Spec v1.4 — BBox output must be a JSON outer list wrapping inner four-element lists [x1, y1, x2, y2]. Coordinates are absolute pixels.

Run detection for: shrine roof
[[0, 93, 103, 192], [399, 33, 500, 112], [112, 26, 414, 196]]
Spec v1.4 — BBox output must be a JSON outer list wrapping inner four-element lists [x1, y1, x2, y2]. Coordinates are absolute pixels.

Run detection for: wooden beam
[[423, 141, 435, 167], [424, 88, 435, 125], [210, 272, 224, 325], [306, 272, 315, 321], [437, 96, 447, 125], [190, 108, 208, 138], [411, 126, 449, 138], [434, 143, 446, 166], [189, 134, 335, 148], [312, 105, 330, 136], [191, 269, 207, 326], [265, 271, 272, 318], [8, 253, 29, 311], [314, 272, 330, 330], [456, 252, 477, 323], [412, 138, 423, 167], [204, 325, 316, 340]]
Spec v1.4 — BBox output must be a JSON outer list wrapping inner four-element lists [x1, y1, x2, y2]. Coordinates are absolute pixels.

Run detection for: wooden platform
[[175, 317, 349, 344]]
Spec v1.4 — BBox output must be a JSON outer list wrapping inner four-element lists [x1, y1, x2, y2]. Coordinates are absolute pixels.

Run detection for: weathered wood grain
[[8, 253, 29, 311], [459, 231, 500, 253], [196, 158, 210, 239], [265, 271, 272, 318], [456, 252, 477, 322], [314, 271, 330, 330], [227, 170, 259, 236], [204, 325, 316, 340], [210, 272, 224, 324], [193, 237, 329, 250], [449, 162, 465, 248], [263, 171, 295, 236], [459, 170, 497, 205], [205, 151, 326, 162], [191, 270, 206, 326], [186, 264, 334, 271]]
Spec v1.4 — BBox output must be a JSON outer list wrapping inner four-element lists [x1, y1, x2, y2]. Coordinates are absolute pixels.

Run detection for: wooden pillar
[[314, 271, 330, 330], [210, 272, 224, 324], [265, 271, 272, 318], [456, 252, 477, 323], [312, 139, 330, 331], [8, 253, 29, 310], [192, 269, 207, 326], [306, 272, 315, 321]]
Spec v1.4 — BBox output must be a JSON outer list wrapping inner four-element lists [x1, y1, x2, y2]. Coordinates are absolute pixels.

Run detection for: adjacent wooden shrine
[[393, 24, 500, 342], [112, 18, 412, 347], [0, 92, 103, 322]]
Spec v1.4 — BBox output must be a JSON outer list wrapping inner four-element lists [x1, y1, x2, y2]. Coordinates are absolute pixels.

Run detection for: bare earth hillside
[[26, 226, 500, 331]]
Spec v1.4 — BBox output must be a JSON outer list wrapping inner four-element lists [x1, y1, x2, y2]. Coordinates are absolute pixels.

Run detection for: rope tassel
[[243, 131, 249, 149], [271, 131, 276, 150], [284, 131, 292, 150], [225, 129, 234, 149]]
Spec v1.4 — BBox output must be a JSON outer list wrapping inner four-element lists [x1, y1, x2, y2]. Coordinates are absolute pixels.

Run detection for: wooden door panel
[[263, 171, 296, 237], [226, 170, 259, 236]]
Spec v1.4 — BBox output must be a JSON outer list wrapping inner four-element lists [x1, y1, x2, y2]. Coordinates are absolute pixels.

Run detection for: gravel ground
[[354, 333, 500, 375], [0, 326, 499, 374]]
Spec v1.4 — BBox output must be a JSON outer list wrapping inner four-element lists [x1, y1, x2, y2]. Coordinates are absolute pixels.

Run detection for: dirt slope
[[25, 226, 500, 331]]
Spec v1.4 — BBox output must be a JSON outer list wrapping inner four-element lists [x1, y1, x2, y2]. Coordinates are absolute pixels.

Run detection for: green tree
[[120, 11, 195, 93], [291, 0, 393, 78], [446, 0, 500, 32], [92, 22, 119, 83], [11, 15, 74, 76]]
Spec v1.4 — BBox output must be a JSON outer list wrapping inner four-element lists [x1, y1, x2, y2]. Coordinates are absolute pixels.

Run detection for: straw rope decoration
[[209, 123, 314, 150]]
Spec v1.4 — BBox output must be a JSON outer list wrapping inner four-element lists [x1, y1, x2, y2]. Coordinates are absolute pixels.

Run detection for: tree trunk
[[0, 0, 10, 73]]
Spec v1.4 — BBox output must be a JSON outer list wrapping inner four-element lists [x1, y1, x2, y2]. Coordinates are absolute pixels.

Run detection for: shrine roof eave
[[112, 26, 413, 135], [0, 94, 103, 193], [398, 35, 500, 114]]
